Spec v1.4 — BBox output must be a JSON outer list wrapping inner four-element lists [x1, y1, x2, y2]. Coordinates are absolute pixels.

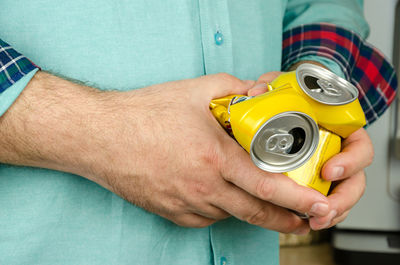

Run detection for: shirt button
[[220, 256, 227, 265], [214, 31, 224, 46]]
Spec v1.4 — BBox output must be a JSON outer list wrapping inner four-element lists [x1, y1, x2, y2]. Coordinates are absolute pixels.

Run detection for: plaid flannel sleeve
[[282, 23, 398, 125], [0, 38, 39, 115]]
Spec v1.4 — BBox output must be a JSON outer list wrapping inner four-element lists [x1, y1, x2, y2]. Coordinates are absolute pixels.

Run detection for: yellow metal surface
[[285, 128, 341, 195], [209, 95, 237, 135], [209, 68, 366, 195], [270, 71, 366, 138], [229, 89, 317, 152]]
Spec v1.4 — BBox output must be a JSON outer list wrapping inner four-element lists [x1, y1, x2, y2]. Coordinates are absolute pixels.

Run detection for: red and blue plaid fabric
[[1, 24, 398, 125], [0, 39, 38, 93], [282, 23, 398, 125]]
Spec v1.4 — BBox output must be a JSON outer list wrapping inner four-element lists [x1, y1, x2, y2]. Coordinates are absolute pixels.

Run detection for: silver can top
[[250, 112, 319, 173], [296, 63, 359, 105]]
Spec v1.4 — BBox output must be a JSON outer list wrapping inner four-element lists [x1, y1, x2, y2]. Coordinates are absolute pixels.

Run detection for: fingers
[[211, 181, 310, 234], [330, 210, 350, 226], [160, 202, 229, 228], [322, 128, 374, 182], [328, 170, 366, 219], [171, 213, 218, 228], [199, 73, 255, 99], [309, 170, 365, 230], [257, 71, 282, 83], [308, 208, 338, 230], [310, 129, 371, 230], [220, 139, 330, 218], [248, 83, 269, 96], [189, 203, 231, 220], [248, 72, 282, 96]]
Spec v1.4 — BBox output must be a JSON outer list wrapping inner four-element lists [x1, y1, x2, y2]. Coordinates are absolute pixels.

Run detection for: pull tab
[[266, 133, 294, 154], [315, 79, 342, 97]]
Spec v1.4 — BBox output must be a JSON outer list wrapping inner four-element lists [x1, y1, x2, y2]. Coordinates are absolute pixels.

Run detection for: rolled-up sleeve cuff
[[282, 23, 398, 125], [0, 39, 39, 116], [0, 69, 38, 116]]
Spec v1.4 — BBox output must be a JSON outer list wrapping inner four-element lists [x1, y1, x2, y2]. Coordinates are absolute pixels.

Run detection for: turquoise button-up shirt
[[0, 1, 368, 264]]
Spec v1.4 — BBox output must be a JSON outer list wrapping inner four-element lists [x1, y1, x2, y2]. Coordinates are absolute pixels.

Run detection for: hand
[[309, 128, 372, 230], [87, 73, 330, 233], [248, 72, 282, 96], [0, 71, 330, 234], [250, 70, 372, 230]]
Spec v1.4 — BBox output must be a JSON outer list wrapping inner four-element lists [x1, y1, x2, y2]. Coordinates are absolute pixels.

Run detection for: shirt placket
[[198, 0, 234, 75], [198, 0, 233, 264]]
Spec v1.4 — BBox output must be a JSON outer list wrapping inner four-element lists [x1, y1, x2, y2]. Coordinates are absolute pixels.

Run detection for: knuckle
[[173, 217, 192, 228], [330, 212, 349, 227], [215, 72, 241, 86], [216, 211, 231, 220], [258, 71, 281, 81], [216, 72, 234, 80], [257, 73, 269, 81], [245, 207, 268, 226], [174, 215, 215, 228], [255, 177, 276, 201], [193, 219, 216, 228], [167, 197, 188, 213], [188, 180, 213, 197], [338, 211, 350, 223], [199, 143, 224, 171], [335, 204, 346, 217]]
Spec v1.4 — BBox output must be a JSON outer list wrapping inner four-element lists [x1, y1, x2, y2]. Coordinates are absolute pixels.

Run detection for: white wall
[[336, 0, 400, 231]]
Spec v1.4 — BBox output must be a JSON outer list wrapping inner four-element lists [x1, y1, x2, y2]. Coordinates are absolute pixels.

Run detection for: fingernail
[[248, 83, 269, 96], [309, 202, 330, 217], [330, 166, 344, 180]]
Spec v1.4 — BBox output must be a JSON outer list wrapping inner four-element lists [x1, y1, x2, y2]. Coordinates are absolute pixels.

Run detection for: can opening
[[304, 75, 321, 92], [287, 127, 306, 154], [296, 63, 359, 105], [304, 75, 343, 98], [250, 112, 319, 173]]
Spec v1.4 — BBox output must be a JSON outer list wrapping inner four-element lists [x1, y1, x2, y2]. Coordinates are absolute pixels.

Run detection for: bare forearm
[[0, 71, 332, 232], [0, 71, 114, 187]]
